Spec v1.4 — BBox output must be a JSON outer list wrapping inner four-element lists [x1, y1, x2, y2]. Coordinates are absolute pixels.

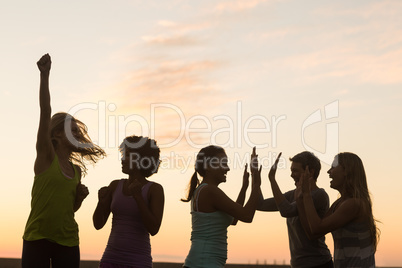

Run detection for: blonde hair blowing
[[50, 112, 106, 176]]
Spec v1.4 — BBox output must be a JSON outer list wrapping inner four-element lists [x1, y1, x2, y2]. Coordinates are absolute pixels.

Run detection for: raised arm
[[232, 164, 250, 225], [34, 54, 54, 175], [264, 152, 297, 217], [129, 181, 165, 236]]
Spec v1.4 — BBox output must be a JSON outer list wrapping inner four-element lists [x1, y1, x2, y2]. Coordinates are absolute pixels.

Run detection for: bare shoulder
[[149, 182, 164, 195], [200, 184, 227, 201], [109, 179, 121, 188], [335, 198, 361, 215]]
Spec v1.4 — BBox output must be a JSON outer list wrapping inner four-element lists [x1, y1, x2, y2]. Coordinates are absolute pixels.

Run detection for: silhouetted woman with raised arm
[[182, 146, 261, 268], [300, 152, 379, 268], [22, 54, 106, 268], [93, 135, 164, 268]]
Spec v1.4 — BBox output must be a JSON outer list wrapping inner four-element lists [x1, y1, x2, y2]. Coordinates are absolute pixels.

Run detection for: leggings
[[22, 239, 80, 268]]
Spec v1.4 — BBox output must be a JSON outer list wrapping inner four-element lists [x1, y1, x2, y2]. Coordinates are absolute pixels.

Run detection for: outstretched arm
[[130, 181, 165, 236], [34, 54, 54, 175], [232, 164, 250, 225]]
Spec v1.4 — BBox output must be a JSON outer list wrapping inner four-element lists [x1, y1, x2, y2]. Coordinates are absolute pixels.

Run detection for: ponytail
[[181, 171, 200, 202], [181, 145, 225, 202]]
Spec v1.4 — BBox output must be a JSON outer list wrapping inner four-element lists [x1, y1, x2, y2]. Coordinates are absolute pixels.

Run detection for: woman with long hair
[[300, 152, 379, 268], [93, 135, 164, 268], [182, 146, 261, 268], [22, 54, 106, 268]]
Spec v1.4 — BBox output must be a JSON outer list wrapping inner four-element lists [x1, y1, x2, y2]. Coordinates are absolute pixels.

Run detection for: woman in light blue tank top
[[300, 152, 380, 268], [182, 146, 262, 268]]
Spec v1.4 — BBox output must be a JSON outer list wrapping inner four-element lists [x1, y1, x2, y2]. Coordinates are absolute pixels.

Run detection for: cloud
[[213, 0, 269, 13], [141, 20, 213, 47], [141, 34, 199, 46]]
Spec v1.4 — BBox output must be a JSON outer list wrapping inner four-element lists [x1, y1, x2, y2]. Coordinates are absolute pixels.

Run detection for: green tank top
[[23, 155, 80, 246]]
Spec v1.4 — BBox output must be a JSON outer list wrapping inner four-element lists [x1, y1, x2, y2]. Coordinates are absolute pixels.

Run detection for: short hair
[[289, 151, 321, 180], [119, 135, 160, 178]]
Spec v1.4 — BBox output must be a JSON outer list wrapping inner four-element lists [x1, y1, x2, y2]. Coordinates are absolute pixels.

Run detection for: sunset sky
[[1, 0, 402, 266]]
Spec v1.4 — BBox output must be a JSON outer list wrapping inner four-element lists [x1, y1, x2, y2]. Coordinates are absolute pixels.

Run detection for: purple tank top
[[101, 179, 153, 267]]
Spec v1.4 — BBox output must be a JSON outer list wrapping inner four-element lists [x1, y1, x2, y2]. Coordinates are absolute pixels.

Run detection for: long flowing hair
[[337, 152, 380, 251], [50, 112, 106, 176], [181, 145, 226, 202]]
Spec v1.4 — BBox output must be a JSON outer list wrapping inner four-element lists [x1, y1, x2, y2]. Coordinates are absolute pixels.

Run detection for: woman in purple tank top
[[93, 135, 164, 268]]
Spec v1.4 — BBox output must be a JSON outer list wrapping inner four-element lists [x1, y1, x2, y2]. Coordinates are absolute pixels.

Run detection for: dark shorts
[[311, 259, 334, 268], [99, 262, 135, 268], [22, 239, 80, 268]]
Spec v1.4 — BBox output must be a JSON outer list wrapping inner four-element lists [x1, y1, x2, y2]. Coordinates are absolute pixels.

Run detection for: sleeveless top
[[23, 155, 80, 246], [332, 221, 375, 268], [184, 183, 234, 268], [101, 179, 153, 267]]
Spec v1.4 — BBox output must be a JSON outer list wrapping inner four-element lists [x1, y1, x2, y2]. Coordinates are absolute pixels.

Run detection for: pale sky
[[1, 0, 402, 266]]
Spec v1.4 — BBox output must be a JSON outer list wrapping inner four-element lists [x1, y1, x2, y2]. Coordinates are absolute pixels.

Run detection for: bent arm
[[303, 193, 359, 235], [232, 164, 249, 225], [93, 181, 118, 230], [73, 169, 87, 212], [269, 177, 297, 217], [258, 195, 278, 211], [133, 183, 165, 236], [231, 185, 248, 225], [296, 193, 322, 240], [298, 189, 330, 240], [213, 180, 261, 223]]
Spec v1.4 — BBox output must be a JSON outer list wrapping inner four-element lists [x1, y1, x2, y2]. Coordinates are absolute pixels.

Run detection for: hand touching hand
[[37, 53, 51, 74], [242, 163, 250, 190], [250, 147, 262, 187]]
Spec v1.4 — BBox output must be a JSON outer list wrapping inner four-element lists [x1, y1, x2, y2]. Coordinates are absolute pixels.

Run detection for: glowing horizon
[[1, 0, 402, 267]]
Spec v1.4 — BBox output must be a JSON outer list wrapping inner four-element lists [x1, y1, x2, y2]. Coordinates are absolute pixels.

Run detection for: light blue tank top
[[184, 183, 234, 268]]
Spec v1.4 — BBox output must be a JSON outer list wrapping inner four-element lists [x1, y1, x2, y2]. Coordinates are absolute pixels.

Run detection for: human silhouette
[[258, 151, 333, 268], [22, 54, 106, 268], [300, 152, 379, 268], [182, 146, 262, 268], [93, 135, 164, 268]]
